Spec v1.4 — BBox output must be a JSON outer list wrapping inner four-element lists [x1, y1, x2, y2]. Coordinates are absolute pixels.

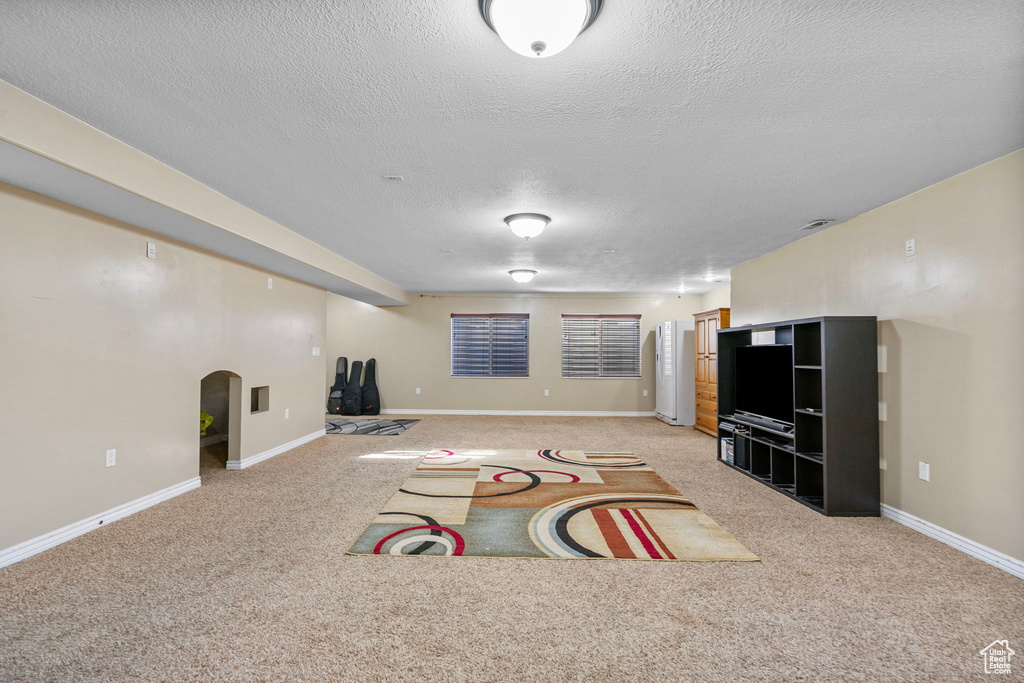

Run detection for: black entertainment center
[[717, 316, 880, 516]]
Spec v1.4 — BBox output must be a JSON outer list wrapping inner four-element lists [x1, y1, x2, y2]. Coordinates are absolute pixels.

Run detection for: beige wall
[[730, 149, 1024, 561], [700, 284, 731, 311], [326, 293, 705, 413], [0, 182, 327, 550]]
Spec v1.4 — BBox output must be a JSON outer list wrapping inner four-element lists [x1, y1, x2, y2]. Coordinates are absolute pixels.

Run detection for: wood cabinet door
[[709, 357, 718, 387], [696, 357, 708, 384], [708, 317, 719, 355], [695, 318, 707, 355]]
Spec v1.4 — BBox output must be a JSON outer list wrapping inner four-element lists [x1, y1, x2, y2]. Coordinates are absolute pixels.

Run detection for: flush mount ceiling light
[[480, 0, 603, 59], [509, 269, 538, 283], [505, 213, 550, 240]]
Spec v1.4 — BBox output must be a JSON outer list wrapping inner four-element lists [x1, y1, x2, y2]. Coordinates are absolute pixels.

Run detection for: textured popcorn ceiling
[[1, 0, 1021, 294]]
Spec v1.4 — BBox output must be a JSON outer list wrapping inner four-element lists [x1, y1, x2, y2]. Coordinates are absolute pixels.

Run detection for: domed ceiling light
[[509, 269, 538, 283], [505, 213, 550, 240], [480, 0, 603, 59]]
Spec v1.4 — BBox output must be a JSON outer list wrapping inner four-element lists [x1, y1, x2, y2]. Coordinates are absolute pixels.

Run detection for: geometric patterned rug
[[347, 448, 758, 561], [326, 418, 420, 436]]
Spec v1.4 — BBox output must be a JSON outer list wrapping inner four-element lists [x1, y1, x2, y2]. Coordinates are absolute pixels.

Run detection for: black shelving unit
[[716, 316, 879, 516]]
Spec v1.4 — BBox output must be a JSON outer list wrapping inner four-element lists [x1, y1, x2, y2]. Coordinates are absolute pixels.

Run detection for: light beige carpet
[[0, 416, 1021, 681]]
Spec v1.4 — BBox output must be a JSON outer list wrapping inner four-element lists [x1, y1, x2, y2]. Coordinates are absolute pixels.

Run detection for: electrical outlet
[[146, 242, 156, 259], [879, 458, 887, 470], [544, 389, 549, 396], [105, 449, 116, 467], [285, 408, 289, 419], [643, 389, 648, 397], [415, 387, 421, 395], [918, 461, 930, 481], [312, 347, 321, 357], [905, 239, 916, 257], [267, 277, 273, 289]]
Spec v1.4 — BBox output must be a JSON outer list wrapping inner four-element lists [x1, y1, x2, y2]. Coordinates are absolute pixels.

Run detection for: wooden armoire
[[693, 308, 730, 436]]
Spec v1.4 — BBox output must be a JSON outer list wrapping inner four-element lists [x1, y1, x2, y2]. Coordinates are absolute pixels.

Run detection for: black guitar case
[[361, 358, 381, 415], [340, 360, 363, 415], [327, 357, 347, 414]]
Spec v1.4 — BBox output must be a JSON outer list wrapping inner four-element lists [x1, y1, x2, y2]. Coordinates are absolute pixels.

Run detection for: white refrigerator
[[655, 320, 696, 426]]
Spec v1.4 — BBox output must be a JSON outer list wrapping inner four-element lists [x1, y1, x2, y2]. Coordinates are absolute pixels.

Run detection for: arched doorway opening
[[199, 370, 242, 474]]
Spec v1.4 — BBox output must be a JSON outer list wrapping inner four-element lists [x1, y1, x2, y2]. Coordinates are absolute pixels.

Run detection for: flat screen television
[[735, 345, 794, 426]]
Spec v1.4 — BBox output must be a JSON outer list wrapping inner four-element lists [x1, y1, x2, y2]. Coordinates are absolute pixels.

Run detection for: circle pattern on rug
[[529, 493, 696, 558], [373, 525, 466, 556], [537, 449, 647, 469]]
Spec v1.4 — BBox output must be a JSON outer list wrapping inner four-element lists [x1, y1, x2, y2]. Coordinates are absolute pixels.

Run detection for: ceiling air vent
[[798, 219, 835, 231], [382, 175, 404, 182]]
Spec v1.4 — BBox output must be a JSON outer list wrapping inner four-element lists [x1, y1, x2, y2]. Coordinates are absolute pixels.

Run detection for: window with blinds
[[561, 314, 642, 378], [451, 314, 530, 377]]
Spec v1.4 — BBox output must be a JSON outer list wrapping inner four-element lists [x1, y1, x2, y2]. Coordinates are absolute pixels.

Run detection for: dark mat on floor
[[325, 418, 420, 436]]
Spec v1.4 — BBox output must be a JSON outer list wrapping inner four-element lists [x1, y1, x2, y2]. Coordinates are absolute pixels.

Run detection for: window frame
[[450, 313, 531, 379], [561, 314, 643, 379]]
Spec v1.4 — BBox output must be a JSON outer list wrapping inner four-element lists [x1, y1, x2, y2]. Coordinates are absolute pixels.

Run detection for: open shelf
[[796, 458, 824, 510], [750, 440, 771, 479], [793, 322, 822, 366], [771, 450, 794, 488], [794, 412, 823, 454], [795, 368, 823, 414]]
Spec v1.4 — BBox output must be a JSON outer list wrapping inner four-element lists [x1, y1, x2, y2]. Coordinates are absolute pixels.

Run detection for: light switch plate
[[918, 461, 930, 481], [146, 242, 156, 259], [105, 449, 116, 467], [905, 239, 916, 257], [267, 277, 273, 289]]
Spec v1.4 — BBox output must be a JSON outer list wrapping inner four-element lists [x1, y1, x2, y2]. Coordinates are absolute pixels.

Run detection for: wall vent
[[797, 219, 835, 231]]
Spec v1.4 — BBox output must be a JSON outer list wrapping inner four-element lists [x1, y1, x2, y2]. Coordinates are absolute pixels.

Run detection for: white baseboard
[[379, 409, 657, 417], [0, 477, 201, 570], [881, 504, 1024, 581], [199, 434, 228, 447], [226, 429, 326, 470]]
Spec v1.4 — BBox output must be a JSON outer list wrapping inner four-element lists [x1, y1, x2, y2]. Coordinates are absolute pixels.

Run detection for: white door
[[656, 322, 676, 420]]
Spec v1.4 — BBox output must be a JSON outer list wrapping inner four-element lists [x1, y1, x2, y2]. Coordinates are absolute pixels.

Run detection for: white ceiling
[[1, 0, 1021, 295], [0, 141, 405, 306]]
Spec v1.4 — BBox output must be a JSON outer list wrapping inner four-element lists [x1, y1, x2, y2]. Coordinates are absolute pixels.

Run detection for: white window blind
[[562, 314, 642, 378], [451, 314, 530, 377]]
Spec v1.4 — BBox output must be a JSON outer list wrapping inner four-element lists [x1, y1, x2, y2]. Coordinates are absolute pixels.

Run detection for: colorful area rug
[[348, 449, 758, 561], [326, 418, 419, 435]]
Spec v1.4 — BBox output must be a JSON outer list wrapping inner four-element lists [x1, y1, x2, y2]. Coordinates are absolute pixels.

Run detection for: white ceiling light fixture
[[509, 269, 538, 283], [703, 274, 719, 282], [480, 0, 603, 59], [505, 213, 550, 240]]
